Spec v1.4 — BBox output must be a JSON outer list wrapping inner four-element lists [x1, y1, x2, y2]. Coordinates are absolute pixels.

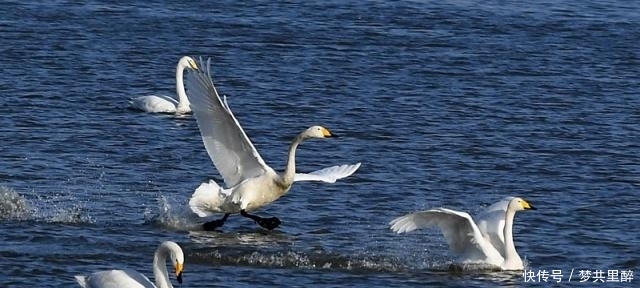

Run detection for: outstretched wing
[[390, 208, 501, 263], [293, 163, 361, 183], [185, 57, 273, 187]]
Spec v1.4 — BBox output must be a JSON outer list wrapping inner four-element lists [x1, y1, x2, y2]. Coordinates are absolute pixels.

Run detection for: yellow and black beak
[[188, 58, 199, 70], [175, 262, 184, 284], [322, 127, 336, 138], [522, 199, 537, 210]]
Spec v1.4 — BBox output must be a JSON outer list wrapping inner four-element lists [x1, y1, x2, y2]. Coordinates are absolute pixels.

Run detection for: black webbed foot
[[240, 210, 282, 230], [202, 213, 230, 231]]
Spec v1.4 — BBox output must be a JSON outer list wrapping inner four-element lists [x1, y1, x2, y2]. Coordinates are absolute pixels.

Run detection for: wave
[[188, 246, 408, 273], [184, 233, 527, 278], [186, 246, 521, 276]]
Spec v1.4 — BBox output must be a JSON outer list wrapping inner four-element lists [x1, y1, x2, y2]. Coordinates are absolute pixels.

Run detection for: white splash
[[144, 195, 202, 231], [0, 185, 92, 223], [0, 185, 32, 220]]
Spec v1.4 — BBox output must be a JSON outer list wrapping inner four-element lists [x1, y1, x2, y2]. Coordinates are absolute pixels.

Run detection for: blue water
[[1, 1, 639, 287]]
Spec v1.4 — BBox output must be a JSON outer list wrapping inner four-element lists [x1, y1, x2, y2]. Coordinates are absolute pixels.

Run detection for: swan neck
[[503, 209, 520, 263], [282, 135, 303, 185], [152, 245, 173, 288], [175, 61, 190, 112]]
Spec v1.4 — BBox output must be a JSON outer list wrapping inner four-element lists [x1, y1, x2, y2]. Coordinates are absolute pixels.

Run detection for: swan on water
[[389, 197, 536, 270], [75, 241, 184, 288], [130, 56, 198, 114], [184, 57, 361, 231]]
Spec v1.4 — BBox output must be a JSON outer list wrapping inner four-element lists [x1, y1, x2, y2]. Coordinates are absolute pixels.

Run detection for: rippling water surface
[[1, 1, 639, 287]]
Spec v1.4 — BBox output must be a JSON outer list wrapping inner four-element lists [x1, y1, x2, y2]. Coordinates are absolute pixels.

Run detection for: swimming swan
[[184, 58, 361, 230], [75, 241, 184, 288], [389, 197, 536, 270], [130, 56, 198, 114]]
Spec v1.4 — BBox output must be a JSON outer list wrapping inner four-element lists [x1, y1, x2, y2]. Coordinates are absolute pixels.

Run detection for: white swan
[[75, 241, 184, 288], [389, 197, 536, 270], [130, 56, 198, 114], [184, 57, 361, 230]]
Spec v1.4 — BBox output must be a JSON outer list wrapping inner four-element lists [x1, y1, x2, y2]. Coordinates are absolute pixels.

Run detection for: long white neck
[[502, 209, 523, 269], [175, 60, 191, 113], [152, 244, 173, 288], [281, 134, 304, 187]]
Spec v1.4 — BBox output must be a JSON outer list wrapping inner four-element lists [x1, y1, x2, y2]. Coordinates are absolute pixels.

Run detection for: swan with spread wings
[[185, 58, 361, 230], [390, 197, 536, 270]]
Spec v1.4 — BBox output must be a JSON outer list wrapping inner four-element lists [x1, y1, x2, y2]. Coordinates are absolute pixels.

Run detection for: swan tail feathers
[[189, 180, 228, 217]]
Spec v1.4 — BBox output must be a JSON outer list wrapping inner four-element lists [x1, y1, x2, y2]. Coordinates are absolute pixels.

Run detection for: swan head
[[179, 56, 199, 71], [300, 126, 334, 140], [509, 197, 536, 212], [162, 241, 185, 284]]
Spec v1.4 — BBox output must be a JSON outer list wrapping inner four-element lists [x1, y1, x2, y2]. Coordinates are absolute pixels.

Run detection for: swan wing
[[185, 57, 272, 187], [76, 269, 154, 288], [293, 163, 361, 183], [476, 196, 514, 256], [390, 208, 501, 262]]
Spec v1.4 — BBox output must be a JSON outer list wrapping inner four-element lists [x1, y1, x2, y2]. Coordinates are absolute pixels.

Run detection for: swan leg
[[240, 210, 281, 230], [202, 213, 230, 231]]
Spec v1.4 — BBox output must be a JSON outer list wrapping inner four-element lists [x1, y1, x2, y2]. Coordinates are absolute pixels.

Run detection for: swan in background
[[185, 57, 361, 231], [130, 56, 198, 114], [75, 241, 184, 288], [389, 197, 536, 270]]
